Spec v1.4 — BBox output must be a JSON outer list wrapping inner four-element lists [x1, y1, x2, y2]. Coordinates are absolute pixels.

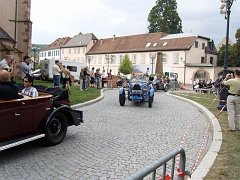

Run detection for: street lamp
[[217, 0, 235, 110], [105, 54, 114, 73], [87, 55, 93, 69], [149, 53, 156, 75], [32, 45, 39, 70]]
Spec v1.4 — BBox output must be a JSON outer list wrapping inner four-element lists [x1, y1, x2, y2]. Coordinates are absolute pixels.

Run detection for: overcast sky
[[31, 0, 240, 46]]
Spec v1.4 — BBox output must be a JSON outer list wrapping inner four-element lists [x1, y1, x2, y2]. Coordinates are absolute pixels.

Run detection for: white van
[[41, 59, 87, 81]]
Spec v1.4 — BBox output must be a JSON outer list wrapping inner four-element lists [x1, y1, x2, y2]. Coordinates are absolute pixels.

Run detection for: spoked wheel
[[148, 96, 153, 108], [45, 112, 68, 146], [164, 85, 169, 92], [119, 94, 125, 106]]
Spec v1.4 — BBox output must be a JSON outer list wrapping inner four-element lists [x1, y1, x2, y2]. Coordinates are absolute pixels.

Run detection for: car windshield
[[130, 75, 148, 82]]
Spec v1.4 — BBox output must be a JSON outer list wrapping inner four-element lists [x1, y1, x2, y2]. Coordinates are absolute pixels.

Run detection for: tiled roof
[[42, 37, 71, 51], [62, 33, 98, 48], [87, 32, 198, 55], [0, 26, 16, 42], [186, 63, 214, 67]]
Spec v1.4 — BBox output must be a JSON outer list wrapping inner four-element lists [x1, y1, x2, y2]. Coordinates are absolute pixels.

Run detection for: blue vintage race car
[[119, 76, 154, 108]]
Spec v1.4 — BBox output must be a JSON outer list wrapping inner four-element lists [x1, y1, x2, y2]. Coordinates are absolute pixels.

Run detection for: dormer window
[[146, 43, 151, 47]]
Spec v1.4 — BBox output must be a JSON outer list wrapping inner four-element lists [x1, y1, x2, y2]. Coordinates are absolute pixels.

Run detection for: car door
[[0, 101, 20, 142]]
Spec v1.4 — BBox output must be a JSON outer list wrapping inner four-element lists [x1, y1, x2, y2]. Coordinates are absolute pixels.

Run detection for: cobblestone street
[[0, 89, 212, 179]]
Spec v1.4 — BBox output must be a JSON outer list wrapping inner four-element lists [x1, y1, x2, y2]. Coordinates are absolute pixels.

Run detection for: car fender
[[119, 87, 125, 94], [149, 87, 154, 97], [45, 105, 82, 128]]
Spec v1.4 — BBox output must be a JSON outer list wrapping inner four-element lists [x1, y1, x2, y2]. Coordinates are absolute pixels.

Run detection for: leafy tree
[[37, 60, 42, 69], [118, 54, 134, 75], [218, 28, 240, 67], [148, 0, 182, 33]]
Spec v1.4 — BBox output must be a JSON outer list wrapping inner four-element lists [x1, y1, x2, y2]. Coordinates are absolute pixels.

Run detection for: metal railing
[[126, 147, 189, 180]]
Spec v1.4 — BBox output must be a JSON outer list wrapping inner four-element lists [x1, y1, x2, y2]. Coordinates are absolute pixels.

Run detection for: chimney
[[101, 39, 103, 45], [113, 35, 115, 41]]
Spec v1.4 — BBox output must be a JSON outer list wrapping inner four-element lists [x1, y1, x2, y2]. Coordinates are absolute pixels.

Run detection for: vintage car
[[0, 84, 83, 151], [119, 76, 154, 108], [152, 79, 169, 92]]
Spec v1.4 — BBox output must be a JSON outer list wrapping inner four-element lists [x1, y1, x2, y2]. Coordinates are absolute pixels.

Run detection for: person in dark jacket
[[0, 70, 19, 100]]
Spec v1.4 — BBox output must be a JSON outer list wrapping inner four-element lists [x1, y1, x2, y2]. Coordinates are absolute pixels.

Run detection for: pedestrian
[[108, 69, 112, 88], [222, 69, 240, 132], [79, 68, 84, 91], [83, 67, 90, 90], [101, 69, 106, 88], [52, 60, 63, 87], [90, 67, 95, 87], [21, 55, 34, 82], [96, 68, 101, 89], [22, 76, 38, 97], [61, 65, 70, 89], [214, 77, 220, 95]]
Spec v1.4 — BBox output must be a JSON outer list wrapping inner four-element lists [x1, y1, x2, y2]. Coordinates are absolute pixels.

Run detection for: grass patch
[[173, 92, 240, 179], [16, 80, 100, 106]]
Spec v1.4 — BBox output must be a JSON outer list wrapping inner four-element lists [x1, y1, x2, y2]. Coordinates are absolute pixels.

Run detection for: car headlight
[[143, 86, 148, 91]]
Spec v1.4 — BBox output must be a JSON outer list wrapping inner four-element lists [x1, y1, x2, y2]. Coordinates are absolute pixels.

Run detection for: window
[[146, 43, 151, 47], [69, 48, 71, 54], [201, 57, 205, 63], [210, 57, 214, 64], [132, 54, 136, 64], [98, 55, 102, 64], [202, 43, 205, 50], [162, 54, 167, 63], [173, 53, 179, 64], [83, 48, 85, 53], [93, 56, 96, 64], [111, 56, 116, 64], [62, 49, 64, 54], [58, 50, 60, 56], [48, 51, 51, 57], [74, 48, 76, 54], [141, 54, 145, 64], [67, 66, 77, 72], [77, 58, 80, 62], [119, 55, 123, 64], [78, 48, 80, 54], [195, 41, 198, 48]]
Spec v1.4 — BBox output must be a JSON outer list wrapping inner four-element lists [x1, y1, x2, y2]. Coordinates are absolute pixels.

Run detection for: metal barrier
[[126, 147, 190, 180]]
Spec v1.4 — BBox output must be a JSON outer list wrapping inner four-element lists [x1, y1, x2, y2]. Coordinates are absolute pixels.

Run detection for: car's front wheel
[[119, 94, 125, 106], [45, 112, 68, 146], [148, 96, 153, 108]]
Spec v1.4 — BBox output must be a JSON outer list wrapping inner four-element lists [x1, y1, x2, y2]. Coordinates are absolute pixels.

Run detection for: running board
[[0, 134, 45, 152]]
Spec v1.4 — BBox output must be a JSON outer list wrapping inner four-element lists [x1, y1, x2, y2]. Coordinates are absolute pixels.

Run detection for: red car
[[0, 85, 83, 151]]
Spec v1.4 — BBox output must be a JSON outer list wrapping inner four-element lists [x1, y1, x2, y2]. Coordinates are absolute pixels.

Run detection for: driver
[[0, 70, 19, 100]]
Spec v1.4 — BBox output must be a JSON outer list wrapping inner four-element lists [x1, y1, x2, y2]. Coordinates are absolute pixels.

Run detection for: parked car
[[119, 76, 154, 108], [0, 84, 83, 151], [152, 79, 169, 92]]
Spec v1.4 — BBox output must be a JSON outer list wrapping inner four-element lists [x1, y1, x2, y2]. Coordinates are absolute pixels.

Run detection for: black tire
[[164, 85, 168, 92], [154, 84, 157, 92], [119, 94, 125, 106], [44, 112, 68, 146], [148, 96, 153, 108]]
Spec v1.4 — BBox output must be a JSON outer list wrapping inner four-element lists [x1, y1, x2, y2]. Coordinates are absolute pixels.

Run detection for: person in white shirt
[[52, 60, 63, 87], [101, 69, 106, 88]]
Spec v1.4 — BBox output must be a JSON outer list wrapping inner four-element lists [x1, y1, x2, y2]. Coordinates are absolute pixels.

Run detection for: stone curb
[[71, 88, 110, 109], [167, 93, 222, 180]]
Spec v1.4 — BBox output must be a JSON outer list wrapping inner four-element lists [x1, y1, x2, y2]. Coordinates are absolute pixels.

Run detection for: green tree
[[118, 54, 134, 75], [148, 0, 182, 33], [218, 28, 240, 67]]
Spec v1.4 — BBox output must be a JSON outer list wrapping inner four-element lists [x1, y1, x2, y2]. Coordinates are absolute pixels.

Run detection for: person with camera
[[222, 69, 240, 132], [21, 55, 33, 81], [0, 55, 15, 80]]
